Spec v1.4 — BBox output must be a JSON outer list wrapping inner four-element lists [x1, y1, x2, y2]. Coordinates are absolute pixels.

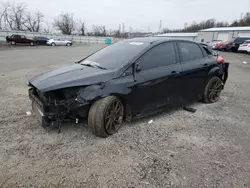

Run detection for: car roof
[[124, 37, 197, 44]]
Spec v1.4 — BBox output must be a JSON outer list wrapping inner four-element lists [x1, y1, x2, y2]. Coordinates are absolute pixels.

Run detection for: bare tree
[[23, 11, 44, 32], [92, 25, 106, 36], [76, 20, 85, 36], [0, 2, 10, 29], [53, 13, 75, 35], [4, 3, 27, 30], [43, 22, 53, 33]]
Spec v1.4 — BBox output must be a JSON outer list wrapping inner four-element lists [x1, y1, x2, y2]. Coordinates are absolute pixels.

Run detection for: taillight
[[243, 43, 248, 46], [217, 56, 225, 64]]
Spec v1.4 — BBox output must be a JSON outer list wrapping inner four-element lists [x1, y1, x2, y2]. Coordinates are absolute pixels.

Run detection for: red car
[[6, 34, 35, 46]]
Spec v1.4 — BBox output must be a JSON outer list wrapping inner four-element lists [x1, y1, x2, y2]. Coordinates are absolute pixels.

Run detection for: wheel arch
[[207, 66, 223, 80], [78, 84, 132, 121]]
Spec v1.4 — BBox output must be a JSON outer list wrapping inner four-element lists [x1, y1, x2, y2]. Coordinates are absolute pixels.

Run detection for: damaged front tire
[[88, 96, 124, 138]]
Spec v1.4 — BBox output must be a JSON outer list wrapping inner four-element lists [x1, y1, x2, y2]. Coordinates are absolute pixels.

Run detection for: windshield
[[80, 41, 150, 69]]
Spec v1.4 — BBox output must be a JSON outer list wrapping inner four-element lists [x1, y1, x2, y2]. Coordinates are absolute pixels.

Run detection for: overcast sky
[[5, 0, 250, 32]]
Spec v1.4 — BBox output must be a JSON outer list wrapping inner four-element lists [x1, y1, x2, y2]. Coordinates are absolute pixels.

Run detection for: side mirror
[[135, 63, 142, 72]]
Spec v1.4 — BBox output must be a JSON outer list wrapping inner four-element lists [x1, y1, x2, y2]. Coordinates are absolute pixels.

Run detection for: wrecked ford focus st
[[28, 37, 229, 137]]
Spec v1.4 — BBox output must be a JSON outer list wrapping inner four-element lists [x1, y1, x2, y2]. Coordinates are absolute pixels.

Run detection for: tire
[[11, 41, 16, 45], [66, 43, 70, 46], [51, 43, 56, 46], [202, 76, 223, 103], [30, 42, 34, 46], [88, 96, 124, 138]]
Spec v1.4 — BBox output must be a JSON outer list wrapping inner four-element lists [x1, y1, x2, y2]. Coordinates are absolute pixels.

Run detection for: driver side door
[[127, 42, 183, 114]]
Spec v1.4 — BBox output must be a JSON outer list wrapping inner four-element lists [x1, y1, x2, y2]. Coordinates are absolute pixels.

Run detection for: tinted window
[[178, 42, 203, 62], [81, 41, 150, 69], [235, 37, 250, 43], [139, 42, 176, 70]]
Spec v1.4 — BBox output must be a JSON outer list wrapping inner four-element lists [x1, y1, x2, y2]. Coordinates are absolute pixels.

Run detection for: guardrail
[[0, 29, 119, 44]]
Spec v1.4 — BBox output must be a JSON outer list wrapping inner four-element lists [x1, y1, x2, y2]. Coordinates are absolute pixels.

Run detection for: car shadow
[[44, 102, 200, 136]]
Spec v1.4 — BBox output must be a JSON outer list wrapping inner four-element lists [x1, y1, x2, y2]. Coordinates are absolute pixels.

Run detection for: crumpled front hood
[[29, 63, 115, 92]]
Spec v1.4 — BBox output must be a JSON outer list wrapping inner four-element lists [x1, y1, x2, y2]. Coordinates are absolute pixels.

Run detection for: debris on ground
[[148, 119, 154, 124], [26, 111, 32, 116], [183, 106, 197, 113]]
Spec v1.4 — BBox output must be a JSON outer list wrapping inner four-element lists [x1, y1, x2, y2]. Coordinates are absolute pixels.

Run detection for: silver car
[[47, 38, 72, 46]]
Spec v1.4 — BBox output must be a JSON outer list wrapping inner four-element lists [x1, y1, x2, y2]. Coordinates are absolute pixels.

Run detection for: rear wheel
[[202, 76, 223, 103], [88, 96, 124, 138], [11, 41, 16, 45], [66, 43, 71, 46], [30, 41, 34, 46]]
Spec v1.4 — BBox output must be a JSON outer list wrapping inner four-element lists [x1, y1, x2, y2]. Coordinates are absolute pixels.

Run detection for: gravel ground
[[0, 45, 250, 188]]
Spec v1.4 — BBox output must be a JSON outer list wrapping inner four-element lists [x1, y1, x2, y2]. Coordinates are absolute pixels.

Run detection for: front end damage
[[29, 86, 90, 128]]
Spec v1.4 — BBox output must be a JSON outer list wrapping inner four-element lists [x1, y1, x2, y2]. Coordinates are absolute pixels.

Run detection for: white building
[[155, 33, 197, 41], [197, 27, 250, 43]]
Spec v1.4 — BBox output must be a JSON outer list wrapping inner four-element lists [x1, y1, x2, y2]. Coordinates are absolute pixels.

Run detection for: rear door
[[127, 42, 183, 114], [177, 41, 208, 102], [14, 35, 21, 43]]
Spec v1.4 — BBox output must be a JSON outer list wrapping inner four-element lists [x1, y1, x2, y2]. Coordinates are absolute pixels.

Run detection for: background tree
[[92, 25, 106, 36], [4, 3, 27, 30], [53, 13, 75, 35], [76, 20, 85, 36], [23, 11, 44, 32]]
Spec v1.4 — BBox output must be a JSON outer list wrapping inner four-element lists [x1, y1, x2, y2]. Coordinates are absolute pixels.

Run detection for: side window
[[178, 42, 203, 62], [139, 42, 176, 70]]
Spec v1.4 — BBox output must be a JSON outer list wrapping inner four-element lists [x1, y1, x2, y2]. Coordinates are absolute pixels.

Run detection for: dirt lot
[[0, 45, 250, 188]]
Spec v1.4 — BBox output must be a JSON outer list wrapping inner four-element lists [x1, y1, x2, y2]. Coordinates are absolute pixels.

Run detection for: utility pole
[[122, 23, 125, 33], [159, 20, 162, 33]]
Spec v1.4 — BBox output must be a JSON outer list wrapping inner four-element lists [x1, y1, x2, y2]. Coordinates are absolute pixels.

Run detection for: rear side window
[[178, 42, 203, 62], [139, 42, 176, 70]]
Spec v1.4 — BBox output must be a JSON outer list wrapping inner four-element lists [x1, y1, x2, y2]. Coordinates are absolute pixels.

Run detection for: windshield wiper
[[80, 63, 107, 70]]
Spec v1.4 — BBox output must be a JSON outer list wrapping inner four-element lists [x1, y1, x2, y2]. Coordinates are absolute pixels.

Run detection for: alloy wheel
[[104, 99, 124, 135]]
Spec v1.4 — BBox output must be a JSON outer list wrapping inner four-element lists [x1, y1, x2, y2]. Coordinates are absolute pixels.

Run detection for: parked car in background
[[47, 38, 73, 46], [238, 40, 250, 52], [28, 38, 229, 137], [34, 36, 49, 45], [6, 34, 35, 46], [214, 41, 224, 50], [227, 37, 250, 52], [205, 40, 222, 49], [220, 41, 231, 51]]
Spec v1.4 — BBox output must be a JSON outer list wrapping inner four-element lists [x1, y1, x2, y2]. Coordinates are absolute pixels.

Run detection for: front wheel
[[51, 42, 56, 46], [11, 41, 16, 45], [88, 96, 124, 138], [66, 43, 71, 46], [30, 42, 34, 46], [202, 77, 223, 103]]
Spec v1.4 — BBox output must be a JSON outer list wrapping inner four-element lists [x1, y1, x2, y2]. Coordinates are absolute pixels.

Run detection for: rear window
[[81, 41, 150, 69], [235, 38, 250, 43]]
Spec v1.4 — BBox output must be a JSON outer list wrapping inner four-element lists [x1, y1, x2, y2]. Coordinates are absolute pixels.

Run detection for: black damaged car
[[28, 37, 229, 137]]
